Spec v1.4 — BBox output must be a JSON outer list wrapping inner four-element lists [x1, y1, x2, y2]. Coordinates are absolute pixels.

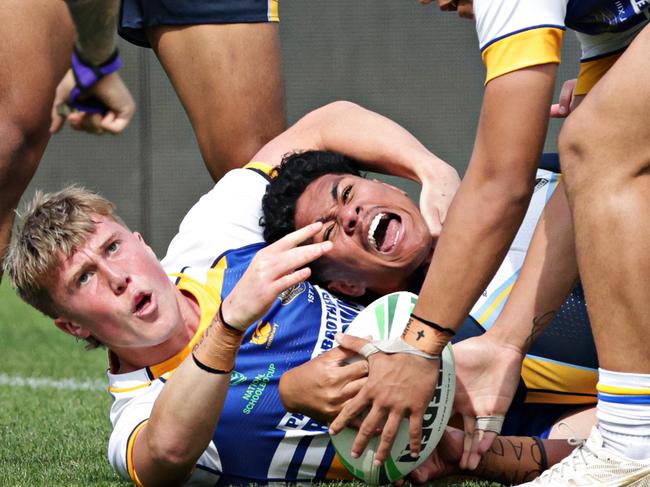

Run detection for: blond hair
[[4, 186, 125, 348]]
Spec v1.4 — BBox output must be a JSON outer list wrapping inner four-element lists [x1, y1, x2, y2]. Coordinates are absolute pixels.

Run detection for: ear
[[54, 317, 91, 339], [327, 279, 366, 298]]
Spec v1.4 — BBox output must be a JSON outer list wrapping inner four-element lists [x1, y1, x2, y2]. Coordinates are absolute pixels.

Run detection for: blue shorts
[[119, 0, 280, 48]]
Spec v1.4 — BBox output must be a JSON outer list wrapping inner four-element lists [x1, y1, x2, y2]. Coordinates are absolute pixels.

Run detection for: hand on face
[[222, 222, 332, 330]]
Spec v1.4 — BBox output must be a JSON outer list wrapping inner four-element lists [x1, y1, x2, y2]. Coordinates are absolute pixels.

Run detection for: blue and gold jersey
[[206, 243, 363, 484], [475, 0, 649, 93]]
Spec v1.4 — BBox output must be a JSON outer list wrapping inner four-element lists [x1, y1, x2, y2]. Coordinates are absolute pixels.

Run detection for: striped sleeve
[[474, 0, 566, 84]]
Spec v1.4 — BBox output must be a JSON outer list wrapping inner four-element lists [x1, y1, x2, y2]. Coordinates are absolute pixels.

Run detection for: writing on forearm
[[524, 310, 557, 348], [65, 0, 120, 64], [474, 437, 545, 484]]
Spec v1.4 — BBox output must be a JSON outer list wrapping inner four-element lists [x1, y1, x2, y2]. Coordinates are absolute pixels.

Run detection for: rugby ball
[[330, 291, 455, 485]]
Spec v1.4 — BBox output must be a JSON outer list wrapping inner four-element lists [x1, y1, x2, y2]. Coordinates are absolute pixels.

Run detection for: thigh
[[0, 0, 73, 127], [147, 22, 286, 177]]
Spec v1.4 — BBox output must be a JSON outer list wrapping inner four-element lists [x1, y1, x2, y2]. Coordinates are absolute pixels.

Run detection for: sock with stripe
[[597, 368, 650, 460]]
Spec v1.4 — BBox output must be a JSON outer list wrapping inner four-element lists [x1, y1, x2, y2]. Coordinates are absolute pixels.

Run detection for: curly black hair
[[261, 150, 362, 244]]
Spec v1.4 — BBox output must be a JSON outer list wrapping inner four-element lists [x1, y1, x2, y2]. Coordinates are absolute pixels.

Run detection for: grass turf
[[0, 280, 501, 486]]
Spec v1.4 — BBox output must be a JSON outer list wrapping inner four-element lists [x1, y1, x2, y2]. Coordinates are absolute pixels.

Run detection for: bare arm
[[130, 224, 332, 486], [329, 64, 559, 464], [253, 101, 460, 232], [53, 0, 134, 135], [64, 0, 120, 63], [408, 427, 575, 485]]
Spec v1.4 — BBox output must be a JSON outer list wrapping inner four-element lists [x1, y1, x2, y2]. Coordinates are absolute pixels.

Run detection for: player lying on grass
[[6, 101, 593, 485], [3, 101, 462, 485], [261, 150, 599, 483]]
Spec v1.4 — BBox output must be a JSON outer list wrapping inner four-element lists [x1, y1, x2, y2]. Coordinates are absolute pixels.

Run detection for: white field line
[[0, 373, 105, 391]]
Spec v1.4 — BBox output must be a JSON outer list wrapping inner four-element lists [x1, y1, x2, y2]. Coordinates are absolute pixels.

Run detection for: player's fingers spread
[[374, 413, 401, 464], [273, 268, 311, 294], [274, 221, 324, 249], [407, 411, 424, 458], [353, 408, 385, 460], [329, 395, 370, 435]]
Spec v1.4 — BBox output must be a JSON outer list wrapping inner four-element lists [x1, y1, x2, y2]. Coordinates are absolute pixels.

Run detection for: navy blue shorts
[[119, 0, 279, 48]]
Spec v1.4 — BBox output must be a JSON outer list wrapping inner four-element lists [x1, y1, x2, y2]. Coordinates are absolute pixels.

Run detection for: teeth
[[367, 213, 385, 248]]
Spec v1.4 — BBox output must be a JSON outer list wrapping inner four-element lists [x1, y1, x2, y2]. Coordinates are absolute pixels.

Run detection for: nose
[[102, 263, 130, 295], [339, 204, 361, 235]]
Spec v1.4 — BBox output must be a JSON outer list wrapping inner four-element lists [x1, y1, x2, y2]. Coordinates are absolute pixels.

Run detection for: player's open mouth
[[367, 212, 402, 253], [133, 292, 153, 317]]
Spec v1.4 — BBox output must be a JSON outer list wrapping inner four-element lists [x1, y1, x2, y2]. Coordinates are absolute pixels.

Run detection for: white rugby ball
[[330, 291, 455, 485]]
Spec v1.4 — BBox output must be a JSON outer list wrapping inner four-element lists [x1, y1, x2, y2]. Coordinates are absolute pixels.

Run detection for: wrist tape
[[69, 47, 122, 114], [192, 316, 244, 374], [402, 316, 451, 355], [358, 337, 440, 361]]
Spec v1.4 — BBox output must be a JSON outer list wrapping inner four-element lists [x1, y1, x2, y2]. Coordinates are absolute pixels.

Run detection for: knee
[[558, 111, 596, 196], [200, 124, 283, 179], [0, 118, 48, 188]]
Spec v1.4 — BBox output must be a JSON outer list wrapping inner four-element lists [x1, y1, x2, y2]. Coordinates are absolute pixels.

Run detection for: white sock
[[597, 368, 650, 460]]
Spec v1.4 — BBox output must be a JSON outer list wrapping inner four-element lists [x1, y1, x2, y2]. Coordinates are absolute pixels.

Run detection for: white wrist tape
[[357, 337, 440, 360]]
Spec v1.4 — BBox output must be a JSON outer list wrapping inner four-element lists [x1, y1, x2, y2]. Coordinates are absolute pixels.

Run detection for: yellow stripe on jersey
[[575, 53, 622, 95], [482, 27, 564, 85], [109, 381, 151, 394], [597, 384, 650, 395], [127, 420, 148, 487], [476, 282, 514, 325], [147, 274, 221, 379], [245, 161, 274, 176], [268, 0, 279, 22], [522, 356, 597, 405], [325, 454, 356, 481]]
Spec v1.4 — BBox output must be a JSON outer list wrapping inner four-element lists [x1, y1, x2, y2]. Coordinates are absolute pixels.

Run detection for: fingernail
[[351, 451, 359, 459], [559, 106, 567, 115], [373, 459, 382, 466], [410, 452, 419, 458]]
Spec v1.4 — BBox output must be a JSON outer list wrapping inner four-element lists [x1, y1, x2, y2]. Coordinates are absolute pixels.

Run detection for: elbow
[[146, 433, 197, 472]]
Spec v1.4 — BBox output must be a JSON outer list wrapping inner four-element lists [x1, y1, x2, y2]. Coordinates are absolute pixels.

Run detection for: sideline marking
[[0, 373, 105, 391]]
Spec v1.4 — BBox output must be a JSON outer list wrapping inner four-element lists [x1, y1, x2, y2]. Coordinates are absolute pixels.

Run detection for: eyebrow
[[66, 231, 118, 290]]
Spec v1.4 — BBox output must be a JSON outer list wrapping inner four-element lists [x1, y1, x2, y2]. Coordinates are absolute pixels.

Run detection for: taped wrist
[[358, 337, 440, 360], [192, 312, 244, 373], [401, 316, 451, 355], [69, 47, 122, 113]]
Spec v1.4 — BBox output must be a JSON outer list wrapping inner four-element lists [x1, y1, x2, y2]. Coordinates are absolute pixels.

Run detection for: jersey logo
[[279, 282, 306, 305], [230, 370, 247, 386], [250, 321, 279, 348], [534, 178, 549, 192], [242, 363, 276, 415]]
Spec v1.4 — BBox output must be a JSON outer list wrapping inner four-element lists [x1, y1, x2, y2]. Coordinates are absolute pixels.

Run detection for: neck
[[111, 288, 201, 373]]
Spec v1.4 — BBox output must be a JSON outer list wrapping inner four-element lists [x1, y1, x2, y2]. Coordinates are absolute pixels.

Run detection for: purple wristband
[[69, 48, 122, 114], [71, 48, 122, 89]]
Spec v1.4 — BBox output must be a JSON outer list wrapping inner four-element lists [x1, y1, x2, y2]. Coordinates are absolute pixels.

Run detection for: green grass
[[0, 280, 500, 486]]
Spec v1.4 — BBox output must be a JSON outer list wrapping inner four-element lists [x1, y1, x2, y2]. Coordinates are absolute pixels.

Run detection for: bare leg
[[146, 23, 286, 180], [0, 0, 74, 278], [560, 24, 650, 374], [548, 407, 596, 440]]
